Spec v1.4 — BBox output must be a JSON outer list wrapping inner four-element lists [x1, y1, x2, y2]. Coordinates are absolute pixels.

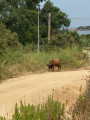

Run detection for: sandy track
[[0, 70, 89, 118]]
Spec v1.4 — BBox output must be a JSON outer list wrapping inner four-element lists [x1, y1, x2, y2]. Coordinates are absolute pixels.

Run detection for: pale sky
[[40, 0, 90, 28]]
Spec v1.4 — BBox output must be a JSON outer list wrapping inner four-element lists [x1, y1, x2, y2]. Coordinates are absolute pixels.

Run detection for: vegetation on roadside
[[0, 45, 88, 81], [70, 77, 90, 120], [13, 97, 65, 120], [80, 34, 90, 47], [0, 96, 65, 120]]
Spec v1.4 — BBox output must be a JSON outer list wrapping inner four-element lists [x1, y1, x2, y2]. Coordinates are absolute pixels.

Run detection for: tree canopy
[[0, 23, 19, 53], [0, 0, 71, 45], [0, 0, 45, 45], [40, 0, 71, 38]]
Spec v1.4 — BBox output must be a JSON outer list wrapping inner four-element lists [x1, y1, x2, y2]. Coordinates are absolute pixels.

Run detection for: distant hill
[[77, 26, 90, 30], [68, 28, 77, 31]]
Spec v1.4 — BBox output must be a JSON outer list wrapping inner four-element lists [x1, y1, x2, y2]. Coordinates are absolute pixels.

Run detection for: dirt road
[[0, 70, 89, 118]]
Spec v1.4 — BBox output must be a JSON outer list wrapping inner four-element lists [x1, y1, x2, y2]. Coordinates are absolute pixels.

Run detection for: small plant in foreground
[[12, 96, 65, 120], [71, 77, 90, 120], [0, 117, 6, 120]]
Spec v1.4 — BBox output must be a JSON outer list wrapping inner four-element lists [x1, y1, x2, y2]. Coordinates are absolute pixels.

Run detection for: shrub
[[12, 96, 65, 120], [0, 23, 19, 54], [0, 46, 88, 81], [41, 30, 80, 50], [0, 117, 6, 120], [71, 77, 90, 120], [80, 34, 90, 47]]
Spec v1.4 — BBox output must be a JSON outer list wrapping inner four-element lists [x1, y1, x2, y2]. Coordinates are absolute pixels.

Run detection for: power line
[[70, 18, 90, 20]]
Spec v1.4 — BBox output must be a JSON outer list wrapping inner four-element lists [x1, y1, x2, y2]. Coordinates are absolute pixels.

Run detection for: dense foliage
[[80, 34, 90, 47], [0, 0, 89, 48], [0, 96, 65, 120], [0, 46, 88, 81], [12, 97, 65, 120], [40, 0, 70, 38], [49, 31, 80, 48], [0, 0, 46, 45], [0, 0, 70, 45], [71, 77, 90, 120], [0, 23, 19, 54]]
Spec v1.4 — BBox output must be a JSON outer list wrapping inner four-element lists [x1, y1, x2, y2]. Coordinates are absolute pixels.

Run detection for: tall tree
[[0, 23, 19, 53], [40, 0, 71, 38], [0, 0, 70, 45], [0, 0, 45, 45]]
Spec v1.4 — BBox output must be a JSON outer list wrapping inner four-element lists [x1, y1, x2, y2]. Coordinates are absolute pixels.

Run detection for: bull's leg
[[58, 65, 61, 71], [60, 64, 61, 71], [58, 65, 59, 71], [52, 66, 54, 71]]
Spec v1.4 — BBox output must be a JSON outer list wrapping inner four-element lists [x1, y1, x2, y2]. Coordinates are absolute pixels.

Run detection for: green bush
[[12, 96, 65, 120], [41, 31, 80, 50], [0, 23, 19, 54], [80, 34, 90, 47], [0, 46, 88, 81], [71, 77, 90, 120], [0, 117, 6, 120]]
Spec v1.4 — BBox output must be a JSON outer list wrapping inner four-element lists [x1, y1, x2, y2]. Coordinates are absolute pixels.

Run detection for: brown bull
[[47, 58, 61, 71]]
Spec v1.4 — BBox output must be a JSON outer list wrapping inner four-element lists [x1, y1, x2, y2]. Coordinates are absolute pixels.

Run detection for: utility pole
[[48, 13, 51, 41], [38, 5, 40, 52], [36, 5, 40, 52]]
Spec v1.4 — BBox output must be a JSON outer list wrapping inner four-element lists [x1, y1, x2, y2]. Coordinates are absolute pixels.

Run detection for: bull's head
[[47, 64, 52, 70]]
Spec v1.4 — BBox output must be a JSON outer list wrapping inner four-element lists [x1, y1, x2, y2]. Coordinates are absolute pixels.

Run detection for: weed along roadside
[[70, 76, 90, 120], [0, 96, 65, 120], [0, 46, 89, 82], [83, 47, 90, 63]]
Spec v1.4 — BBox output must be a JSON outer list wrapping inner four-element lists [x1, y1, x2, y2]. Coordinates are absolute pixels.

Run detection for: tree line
[[0, 0, 71, 46], [0, 0, 89, 51]]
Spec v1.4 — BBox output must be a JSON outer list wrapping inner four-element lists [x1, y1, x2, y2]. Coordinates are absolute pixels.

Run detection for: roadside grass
[[0, 96, 65, 120], [0, 46, 88, 81], [70, 76, 90, 120]]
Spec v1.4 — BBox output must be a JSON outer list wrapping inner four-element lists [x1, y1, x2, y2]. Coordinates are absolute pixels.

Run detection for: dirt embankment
[[0, 70, 89, 119]]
